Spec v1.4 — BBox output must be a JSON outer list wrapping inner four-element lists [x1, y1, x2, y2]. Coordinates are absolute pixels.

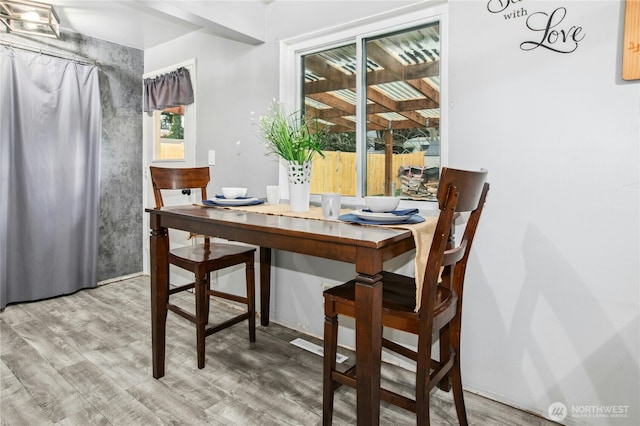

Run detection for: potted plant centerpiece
[[259, 101, 326, 212]]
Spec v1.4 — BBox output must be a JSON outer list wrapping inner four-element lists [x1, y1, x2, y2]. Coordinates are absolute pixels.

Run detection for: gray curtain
[[143, 67, 193, 112], [0, 46, 101, 309]]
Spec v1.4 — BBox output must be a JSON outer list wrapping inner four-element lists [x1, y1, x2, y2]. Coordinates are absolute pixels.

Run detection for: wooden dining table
[[147, 204, 419, 425]]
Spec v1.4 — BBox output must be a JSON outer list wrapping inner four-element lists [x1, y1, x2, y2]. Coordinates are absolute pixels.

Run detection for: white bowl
[[221, 187, 248, 199], [364, 196, 400, 213]]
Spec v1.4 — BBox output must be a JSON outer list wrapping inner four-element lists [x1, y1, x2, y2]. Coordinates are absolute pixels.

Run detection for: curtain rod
[[0, 39, 98, 66]]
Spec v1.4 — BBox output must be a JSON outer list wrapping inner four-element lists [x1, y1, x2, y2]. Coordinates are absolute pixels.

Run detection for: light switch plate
[[208, 150, 215, 165]]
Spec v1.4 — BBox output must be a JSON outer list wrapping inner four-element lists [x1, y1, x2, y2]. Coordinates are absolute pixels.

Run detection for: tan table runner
[[199, 202, 437, 311]]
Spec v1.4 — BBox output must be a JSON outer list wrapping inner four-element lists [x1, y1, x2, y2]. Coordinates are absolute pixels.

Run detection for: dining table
[[146, 203, 434, 425]]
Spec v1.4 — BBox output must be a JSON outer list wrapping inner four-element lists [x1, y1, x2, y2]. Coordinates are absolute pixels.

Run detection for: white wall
[[449, 1, 639, 424], [145, 1, 639, 424], [145, 33, 277, 193]]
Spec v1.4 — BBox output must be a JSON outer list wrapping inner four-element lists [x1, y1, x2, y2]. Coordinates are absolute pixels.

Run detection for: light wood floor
[[0, 276, 555, 425]]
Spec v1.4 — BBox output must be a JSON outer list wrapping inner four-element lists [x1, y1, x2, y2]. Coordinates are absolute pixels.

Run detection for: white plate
[[352, 209, 414, 222], [212, 197, 259, 206]]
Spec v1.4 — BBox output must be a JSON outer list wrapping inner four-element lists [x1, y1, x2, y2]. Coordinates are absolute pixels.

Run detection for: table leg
[[355, 273, 383, 426], [259, 247, 271, 326], [150, 224, 169, 379]]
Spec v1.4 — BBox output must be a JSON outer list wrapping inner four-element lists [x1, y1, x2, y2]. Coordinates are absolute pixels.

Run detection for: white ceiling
[[47, 1, 269, 50]]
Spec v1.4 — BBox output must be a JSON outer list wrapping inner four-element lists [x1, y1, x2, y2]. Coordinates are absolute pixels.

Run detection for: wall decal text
[[486, 1, 585, 53], [520, 8, 585, 53]]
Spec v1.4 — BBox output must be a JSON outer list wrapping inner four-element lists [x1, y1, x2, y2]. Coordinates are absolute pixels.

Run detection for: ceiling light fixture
[[0, 0, 60, 38]]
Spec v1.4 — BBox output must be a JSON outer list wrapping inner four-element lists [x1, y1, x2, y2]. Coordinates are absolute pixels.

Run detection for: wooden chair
[[322, 167, 489, 425], [149, 166, 256, 369]]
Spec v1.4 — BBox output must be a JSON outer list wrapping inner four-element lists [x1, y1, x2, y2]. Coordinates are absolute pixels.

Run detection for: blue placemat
[[203, 199, 265, 207], [338, 213, 425, 225]]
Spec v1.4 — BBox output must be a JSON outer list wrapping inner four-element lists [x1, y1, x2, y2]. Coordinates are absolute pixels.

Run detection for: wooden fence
[[310, 151, 424, 196], [157, 143, 426, 196], [160, 141, 424, 196], [159, 139, 184, 160]]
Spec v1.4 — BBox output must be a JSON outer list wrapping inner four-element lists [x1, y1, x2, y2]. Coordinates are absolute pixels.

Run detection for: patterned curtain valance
[[144, 67, 194, 112]]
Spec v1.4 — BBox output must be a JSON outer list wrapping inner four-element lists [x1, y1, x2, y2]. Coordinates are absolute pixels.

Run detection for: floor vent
[[290, 338, 348, 364]]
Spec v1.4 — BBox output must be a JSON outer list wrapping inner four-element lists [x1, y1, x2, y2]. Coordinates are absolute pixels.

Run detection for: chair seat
[[169, 242, 256, 272], [324, 271, 457, 335]]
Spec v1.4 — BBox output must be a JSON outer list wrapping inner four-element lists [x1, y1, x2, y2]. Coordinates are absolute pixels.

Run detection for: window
[[154, 106, 185, 161], [143, 60, 196, 166], [283, 5, 445, 204]]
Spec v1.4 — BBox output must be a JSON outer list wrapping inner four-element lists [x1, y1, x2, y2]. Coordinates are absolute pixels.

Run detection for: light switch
[[208, 150, 215, 165]]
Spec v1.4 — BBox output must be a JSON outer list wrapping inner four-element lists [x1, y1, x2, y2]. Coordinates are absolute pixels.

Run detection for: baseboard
[[97, 272, 145, 286]]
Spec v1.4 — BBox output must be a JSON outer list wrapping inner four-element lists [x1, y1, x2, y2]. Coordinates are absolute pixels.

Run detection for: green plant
[[259, 101, 326, 165]]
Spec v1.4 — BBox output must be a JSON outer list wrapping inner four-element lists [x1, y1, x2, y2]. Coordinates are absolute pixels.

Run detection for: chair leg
[[451, 357, 468, 426], [195, 272, 208, 369], [438, 323, 452, 392], [246, 257, 256, 343], [323, 302, 338, 426], [451, 320, 468, 425], [416, 335, 432, 425], [205, 272, 211, 326]]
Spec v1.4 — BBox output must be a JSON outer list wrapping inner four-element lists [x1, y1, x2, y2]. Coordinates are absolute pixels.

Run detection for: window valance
[[144, 67, 194, 112]]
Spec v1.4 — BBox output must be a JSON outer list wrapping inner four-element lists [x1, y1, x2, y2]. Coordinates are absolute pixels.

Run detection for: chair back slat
[[437, 168, 488, 212], [420, 183, 460, 309], [442, 244, 465, 267], [451, 182, 490, 298], [149, 166, 210, 208], [420, 168, 489, 314]]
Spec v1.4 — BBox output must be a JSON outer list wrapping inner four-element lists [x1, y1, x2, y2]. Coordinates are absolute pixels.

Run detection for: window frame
[[279, 3, 448, 210], [144, 60, 197, 165]]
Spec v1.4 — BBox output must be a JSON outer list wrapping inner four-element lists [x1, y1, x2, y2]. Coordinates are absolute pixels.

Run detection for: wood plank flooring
[[1, 276, 555, 425]]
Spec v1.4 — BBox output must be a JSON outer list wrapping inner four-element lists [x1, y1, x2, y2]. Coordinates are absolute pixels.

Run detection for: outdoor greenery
[[160, 112, 184, 139]]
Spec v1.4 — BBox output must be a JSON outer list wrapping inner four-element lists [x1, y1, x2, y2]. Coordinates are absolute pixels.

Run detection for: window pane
[[154, 106, 185, 160], [365, 24, 440, 200], [302, 22, 440, 200], [303, 44, 358, 196]]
